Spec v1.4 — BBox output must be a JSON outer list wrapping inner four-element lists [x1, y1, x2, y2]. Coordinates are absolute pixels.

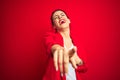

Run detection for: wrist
[[51, 44, 62, 53]]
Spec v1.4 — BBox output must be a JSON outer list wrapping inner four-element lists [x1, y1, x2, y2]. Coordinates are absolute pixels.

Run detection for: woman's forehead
[[53, 11, 65, 16]]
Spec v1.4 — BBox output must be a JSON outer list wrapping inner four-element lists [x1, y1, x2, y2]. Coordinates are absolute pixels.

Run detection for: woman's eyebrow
[[54, 15, 59, 17], [60, 13, 64, 15], [53, 12, 65, 18]]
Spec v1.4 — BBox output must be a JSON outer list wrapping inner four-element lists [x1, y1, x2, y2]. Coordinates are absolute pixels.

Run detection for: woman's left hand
[[68, 46, 83, 69]]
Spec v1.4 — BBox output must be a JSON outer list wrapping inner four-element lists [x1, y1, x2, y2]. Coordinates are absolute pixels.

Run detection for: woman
[[43, 9, 87, 80]]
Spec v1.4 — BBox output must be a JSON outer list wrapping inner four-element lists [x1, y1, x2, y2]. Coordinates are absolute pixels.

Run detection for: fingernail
[[75, 66, 77, 69], [61, 73, 63, 77], [65, 73, 67, 76], [56, 67, 58, 71]]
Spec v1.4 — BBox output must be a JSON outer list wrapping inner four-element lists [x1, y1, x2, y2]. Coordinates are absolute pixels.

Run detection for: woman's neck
[[59, 28, 70, 39]]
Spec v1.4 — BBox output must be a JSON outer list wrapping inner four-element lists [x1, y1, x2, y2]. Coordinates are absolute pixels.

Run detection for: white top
[[64, 44, 76, 80]]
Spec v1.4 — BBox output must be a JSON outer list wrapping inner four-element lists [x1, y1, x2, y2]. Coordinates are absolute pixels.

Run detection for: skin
[[51, 10, 83, 76]]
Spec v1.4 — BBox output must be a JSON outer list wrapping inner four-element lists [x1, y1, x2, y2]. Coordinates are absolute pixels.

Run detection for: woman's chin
[[60, 24, 69, 28]]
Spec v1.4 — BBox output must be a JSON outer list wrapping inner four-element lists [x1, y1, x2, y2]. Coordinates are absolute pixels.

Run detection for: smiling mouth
[[59, 19, 66, 25]]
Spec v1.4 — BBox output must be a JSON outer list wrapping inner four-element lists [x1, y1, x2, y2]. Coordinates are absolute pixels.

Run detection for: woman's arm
[[51, 44, 69, 76]]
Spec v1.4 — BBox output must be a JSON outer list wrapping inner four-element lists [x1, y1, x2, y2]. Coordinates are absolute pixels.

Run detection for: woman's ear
[[68, 19, 71, 23]]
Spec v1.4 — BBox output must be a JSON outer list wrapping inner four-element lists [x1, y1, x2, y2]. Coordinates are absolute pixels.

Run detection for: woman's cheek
[[54, 21, 59, 26], [54, 20, 57, 24]]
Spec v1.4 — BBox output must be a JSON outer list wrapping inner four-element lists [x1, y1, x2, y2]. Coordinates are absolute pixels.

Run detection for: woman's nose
[[58, 15, 62, 19]]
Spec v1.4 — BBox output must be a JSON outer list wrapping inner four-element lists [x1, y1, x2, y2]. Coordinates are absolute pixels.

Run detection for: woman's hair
[[50, 9, 69, 26]]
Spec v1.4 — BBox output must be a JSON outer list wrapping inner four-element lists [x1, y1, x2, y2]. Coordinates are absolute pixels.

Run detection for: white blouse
[[64, 44, 76, 80]]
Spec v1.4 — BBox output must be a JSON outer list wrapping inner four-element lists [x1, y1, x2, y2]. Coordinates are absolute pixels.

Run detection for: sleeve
[[43, 32, 55, 55], [76, 47, 88, 73], [44, 32, 61, 54]]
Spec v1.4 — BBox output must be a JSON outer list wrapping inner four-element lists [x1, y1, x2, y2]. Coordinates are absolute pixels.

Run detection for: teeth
[[61, 21, 64, 23], [60, 20, 64, 24]]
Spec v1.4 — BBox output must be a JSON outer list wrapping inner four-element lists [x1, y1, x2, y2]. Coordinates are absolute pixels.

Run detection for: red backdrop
[[1, 0, 120, 80]]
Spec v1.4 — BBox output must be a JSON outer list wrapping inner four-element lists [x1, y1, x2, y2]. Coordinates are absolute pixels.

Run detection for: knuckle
[[63, 53, 68, 57], [70, 57, 74, 61], [53, 50, 58, 55], [56, 46, 61, 50], [59, 50, 63, 54], [64, 60, 68, 64], [58, 61, 62, 65], [53, 60, 57, 64]]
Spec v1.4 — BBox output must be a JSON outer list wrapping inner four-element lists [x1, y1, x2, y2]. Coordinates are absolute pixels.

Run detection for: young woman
[[43, 9, 87, 80]]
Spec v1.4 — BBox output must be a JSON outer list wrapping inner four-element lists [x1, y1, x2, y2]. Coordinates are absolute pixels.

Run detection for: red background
[[1, 0, 120, 80]]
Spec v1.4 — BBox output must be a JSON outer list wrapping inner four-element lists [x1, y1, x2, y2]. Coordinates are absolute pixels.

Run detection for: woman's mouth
[[59, 19, 66, 25]]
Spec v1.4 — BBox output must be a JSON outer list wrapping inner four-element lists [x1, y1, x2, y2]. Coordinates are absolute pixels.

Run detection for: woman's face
[[52, 10, 70, 30]]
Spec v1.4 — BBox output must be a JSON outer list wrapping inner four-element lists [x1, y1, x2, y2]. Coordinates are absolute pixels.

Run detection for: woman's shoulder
[[44, 29, 62, 42], [44, 29, 58, 36]]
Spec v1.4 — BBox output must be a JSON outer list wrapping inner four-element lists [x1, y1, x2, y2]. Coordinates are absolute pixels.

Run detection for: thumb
[[69, 46, 77, 57], [73, 46, 77, 53]]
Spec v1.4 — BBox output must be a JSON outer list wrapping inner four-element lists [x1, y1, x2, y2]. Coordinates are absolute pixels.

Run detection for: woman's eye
[[61, 14, 65, 16], [54, 16, 58, 20]]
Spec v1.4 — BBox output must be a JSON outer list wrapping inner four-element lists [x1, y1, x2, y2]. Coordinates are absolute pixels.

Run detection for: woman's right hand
[[51, 44, 69, 75]]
